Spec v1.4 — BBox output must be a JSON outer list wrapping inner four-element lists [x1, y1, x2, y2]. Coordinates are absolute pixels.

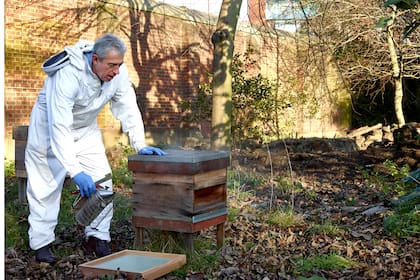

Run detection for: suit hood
[[42, 40, 93, 76]]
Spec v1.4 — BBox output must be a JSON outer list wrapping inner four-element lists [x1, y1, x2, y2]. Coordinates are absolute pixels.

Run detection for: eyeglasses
[[106, 62, 123, 69]]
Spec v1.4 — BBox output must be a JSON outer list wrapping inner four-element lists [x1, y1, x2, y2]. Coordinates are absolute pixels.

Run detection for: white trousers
[[25, 104, 113, 250]]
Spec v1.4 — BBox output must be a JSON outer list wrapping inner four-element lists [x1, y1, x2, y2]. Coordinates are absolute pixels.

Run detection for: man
[[25, 33, 166, 263]]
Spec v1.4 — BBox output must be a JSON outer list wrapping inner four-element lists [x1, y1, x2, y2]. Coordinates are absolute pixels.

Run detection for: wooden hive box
[[128, 149, 230, 250]]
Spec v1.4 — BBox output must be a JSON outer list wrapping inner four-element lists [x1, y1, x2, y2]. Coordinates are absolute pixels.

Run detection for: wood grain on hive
[[128, 149, 230, 252]]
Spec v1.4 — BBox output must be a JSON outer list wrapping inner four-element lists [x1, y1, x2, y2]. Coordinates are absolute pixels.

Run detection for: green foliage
[[4, 160, 15, 177], [384, 208, 420, 237], [294, 253, 358, 274], [187, 239, 222, 276], [108, 143, 135, 188], [227, 207, 241, 222], [58, 184, 78, 227], [111, 192, 133, 222], [382, 160, 412, 195], [227, 169, 261, 209], [382, 0, 419, 42], [4, 162, 28, 249], [142, 230, 186, 254], [383, 159, 411, 182], [5, 182, 29, 249], [362, 161, 419, 237], [266, 208, 305, 227], [5, 176, 76, 250], [276, 176, 303, 195], [180, 82, 212, 122], [362, 160, 411, 195], [231, 53, 278, 144], [345, 196, 356, 206], [404, 168, 420, 184], [142, 231, 221, 278], [227, 169, 266, 189], [376, 16, 393, 28], [384, 0, 419, 9], [384, 167, 420, 237], [181, 51, 299, 146]]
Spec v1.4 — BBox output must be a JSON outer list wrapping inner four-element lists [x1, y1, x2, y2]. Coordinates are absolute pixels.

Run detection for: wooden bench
[[12, 125, 29, 203]]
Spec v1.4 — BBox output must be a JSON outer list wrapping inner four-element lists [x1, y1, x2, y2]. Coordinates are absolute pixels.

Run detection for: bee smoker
[[72, 174, 115, 228]]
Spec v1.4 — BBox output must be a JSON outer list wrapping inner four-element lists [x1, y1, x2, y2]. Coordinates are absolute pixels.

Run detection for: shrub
[[181, 51, 293, 146]]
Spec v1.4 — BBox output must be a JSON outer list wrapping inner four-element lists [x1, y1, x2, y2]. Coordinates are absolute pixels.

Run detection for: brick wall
[[5, 0, 99, 158], [5, 0, 216, 158], [247, 0, 267, 26], [4, 0, 351, 160]]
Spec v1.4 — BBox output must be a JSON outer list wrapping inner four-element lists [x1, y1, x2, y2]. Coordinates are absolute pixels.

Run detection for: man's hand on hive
[[139, 146, 167, 156]]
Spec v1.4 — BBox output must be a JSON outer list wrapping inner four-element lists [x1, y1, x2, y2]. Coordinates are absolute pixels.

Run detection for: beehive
[[128, 149, 230, 251]]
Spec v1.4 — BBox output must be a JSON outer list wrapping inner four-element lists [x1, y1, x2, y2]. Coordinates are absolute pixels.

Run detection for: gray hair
[[93, 33, 127, 60]]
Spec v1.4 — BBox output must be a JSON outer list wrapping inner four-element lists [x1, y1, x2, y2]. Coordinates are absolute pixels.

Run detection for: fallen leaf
[[351, 231, 372, 240]]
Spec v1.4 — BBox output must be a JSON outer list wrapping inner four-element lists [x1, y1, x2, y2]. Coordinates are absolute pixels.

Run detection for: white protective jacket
[[25, 40, 147, 249], [39, 40, 146, 177]]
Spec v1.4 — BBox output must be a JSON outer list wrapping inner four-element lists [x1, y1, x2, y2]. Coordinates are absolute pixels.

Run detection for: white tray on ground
[[78, 250, 186, 280]]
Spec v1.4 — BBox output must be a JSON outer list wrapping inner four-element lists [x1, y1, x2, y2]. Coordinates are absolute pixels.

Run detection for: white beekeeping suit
[[25, 39, 147, 252]]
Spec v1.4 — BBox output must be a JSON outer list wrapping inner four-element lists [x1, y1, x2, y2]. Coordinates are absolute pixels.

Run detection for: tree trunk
[[211, 0, 242, 150], [387, 5, 405, 127]]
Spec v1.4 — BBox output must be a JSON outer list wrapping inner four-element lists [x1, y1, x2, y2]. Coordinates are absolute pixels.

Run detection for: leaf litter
[[5, 139, 420, 279]]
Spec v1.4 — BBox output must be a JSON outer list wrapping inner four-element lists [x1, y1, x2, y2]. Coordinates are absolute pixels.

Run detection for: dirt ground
[[4, 138, 420, 279]]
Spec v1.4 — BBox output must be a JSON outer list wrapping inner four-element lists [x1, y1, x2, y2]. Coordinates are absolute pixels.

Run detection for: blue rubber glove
[[72, 171, 96, 198], [139, 146, 167, 156]]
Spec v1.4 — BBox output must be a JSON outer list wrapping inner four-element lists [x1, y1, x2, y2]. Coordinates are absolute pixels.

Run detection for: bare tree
[[211, 0, 243, 150], [379, 0, 420, 125], [298, 0, 419, 126]]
